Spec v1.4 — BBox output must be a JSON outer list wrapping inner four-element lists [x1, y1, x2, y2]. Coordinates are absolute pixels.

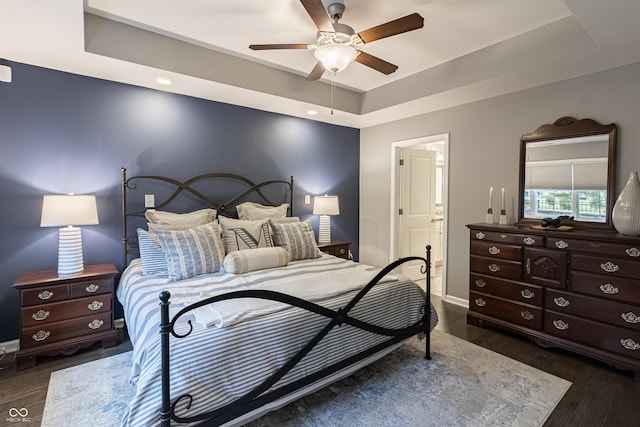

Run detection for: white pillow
[[236, 202, 288, 220], [224, 247, 290, 274], [145, 208, 216, 226], [219, 216, 274, 253]]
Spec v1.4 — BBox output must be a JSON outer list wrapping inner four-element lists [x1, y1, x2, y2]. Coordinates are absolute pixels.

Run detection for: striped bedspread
[[116, 253, 437, 426]]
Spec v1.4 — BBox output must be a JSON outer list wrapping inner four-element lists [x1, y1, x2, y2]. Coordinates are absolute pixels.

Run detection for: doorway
[[390, 133, 449, 297]]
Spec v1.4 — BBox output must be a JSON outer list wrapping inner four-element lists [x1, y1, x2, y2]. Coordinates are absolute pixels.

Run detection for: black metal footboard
[[159, 247, 433, 426]]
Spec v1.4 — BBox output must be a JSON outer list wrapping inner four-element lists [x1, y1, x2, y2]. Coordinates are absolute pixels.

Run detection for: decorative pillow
[[148, 219, 218, 232], [271, 219, 321, 261], [145, 208, 216, 226], [137, 228, 168, 275], [270, 216, 300, 224], [154, 222, 226, 282], [219, 216, 274, 253], [223, 247, 290, 274], [236, 202, 288, 220]]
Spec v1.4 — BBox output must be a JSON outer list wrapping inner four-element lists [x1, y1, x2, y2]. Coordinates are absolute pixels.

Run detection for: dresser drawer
[[469, 291, 542, 330], [545, 311, 640, 361], [70, 278, 113, 298], [21, 283, 70, 307], [570, 271, 640, 304], [470, 241, 522, 261], [470, 256, 521, 280], [470, 230, 543, 247], [547, 237, 640, 259], [470, 273, 542, 305], [545, 289, 640, 332], [20, 312, 113, 349], [571, 253, 640, 279], [20, 294, 112, 328]]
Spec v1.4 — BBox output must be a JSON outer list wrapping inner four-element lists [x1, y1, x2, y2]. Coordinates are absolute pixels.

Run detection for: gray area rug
[[43, 330, 571, 426]]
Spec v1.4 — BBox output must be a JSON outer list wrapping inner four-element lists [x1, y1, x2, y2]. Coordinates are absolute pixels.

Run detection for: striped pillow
[[223, 247, 290, 274], [154, 222, 226, 281], [137, 228, 168, 275], [271, 219, 321, 261]]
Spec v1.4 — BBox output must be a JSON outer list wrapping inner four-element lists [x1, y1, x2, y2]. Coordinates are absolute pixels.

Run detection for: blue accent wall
[[0, 61, 359, 343]]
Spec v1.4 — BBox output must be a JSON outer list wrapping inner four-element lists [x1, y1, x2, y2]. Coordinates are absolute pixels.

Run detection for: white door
[[398, 147, 437, 280]]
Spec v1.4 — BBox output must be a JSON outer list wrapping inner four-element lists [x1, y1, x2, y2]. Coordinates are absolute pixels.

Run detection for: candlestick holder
[[485, 208, 494, 224], [499, 209, 507, 225]]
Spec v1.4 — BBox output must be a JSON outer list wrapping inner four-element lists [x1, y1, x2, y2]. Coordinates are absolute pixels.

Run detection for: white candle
[[489, 187, 493, 209], [501, 188, 505, 210]]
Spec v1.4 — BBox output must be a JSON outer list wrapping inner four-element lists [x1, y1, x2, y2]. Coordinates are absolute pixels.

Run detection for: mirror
[[518, 117, 617, 230]]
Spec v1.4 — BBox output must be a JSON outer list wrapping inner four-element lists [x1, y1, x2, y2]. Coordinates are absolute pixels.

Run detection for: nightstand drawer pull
[[523, 237, 535, 245], [474, 279, 487, 288], [474, 298, 486, 307], [475, 232, 485, 240], [488, 246, 501, 255], [620, 338, 640, 351], [488, 263, 500, 273], [32, 310, 50, 321], [600, 261, 619, 273], [521, 311, 534, 321], [86, 283, 100, 293], [88, 319, 104, 330], [521, 289, 535, 299], [553, 320, 569, 330], [32, 330, 50, 342], [38, 290, 54, 300], [88, 301, 104, 311], [555, 240, 569, 249], [599, 283, 619, 295], [554, 297, 570, 307], [626, 247, 640, 257], [621, 312, 640, 324]]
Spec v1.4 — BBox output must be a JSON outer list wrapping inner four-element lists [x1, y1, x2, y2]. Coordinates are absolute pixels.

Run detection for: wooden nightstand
[[317, 241, 351, 259], [13, 263, 119, 369]]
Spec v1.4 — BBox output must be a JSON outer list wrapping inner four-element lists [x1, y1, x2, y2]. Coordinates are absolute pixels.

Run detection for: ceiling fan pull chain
[[330, 72, 336, 115]]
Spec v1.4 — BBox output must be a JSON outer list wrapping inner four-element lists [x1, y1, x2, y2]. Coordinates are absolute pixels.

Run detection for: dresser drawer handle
[[32, 310, 50, 321], [474, 298, 486, 307], [488, 263, 501, 273], [488, 246, 501, 255], [526, 258, 531, 275], [554, 297, 570, 307], [620, 338, 640, 351], [523, 237, 535, 245], [599, 283, 619, 295], [32, 330, 51, 342], [475, 232, 486, 240], [626, 247, 640, 257], [555, 240, 569, 249], [475, 279, 487, 288], [88, 319, 104, 330], [500, 234, 508, 239], [521, 311, 534, 321], [600, 262, 620, 273], [553, 319, 569, 330], [86, 283, 100, 293], [521, 289, 535, 299], [621, 312, 640, 324], [88, 301, 104, 311], [38, 290, 54, 300]]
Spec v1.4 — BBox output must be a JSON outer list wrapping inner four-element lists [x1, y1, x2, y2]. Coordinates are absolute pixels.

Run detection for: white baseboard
[[442, 294, 469, 309], [0, 339, 20, 353], [114, 318, 125, 329]]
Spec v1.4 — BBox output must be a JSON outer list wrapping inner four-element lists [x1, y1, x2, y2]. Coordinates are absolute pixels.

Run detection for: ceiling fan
[[249, 0, 424, 81]]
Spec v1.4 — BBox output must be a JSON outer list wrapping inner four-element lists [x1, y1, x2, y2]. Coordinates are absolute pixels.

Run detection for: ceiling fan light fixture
[[314, 43, 358, 73]]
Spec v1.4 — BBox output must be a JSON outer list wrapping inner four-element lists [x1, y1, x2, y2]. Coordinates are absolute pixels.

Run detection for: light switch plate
[[145, 194, 155, 208]]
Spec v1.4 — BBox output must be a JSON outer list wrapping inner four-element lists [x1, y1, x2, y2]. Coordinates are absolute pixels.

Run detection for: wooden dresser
[[13, 263, 118, 369], [467, 223, 640, 377]]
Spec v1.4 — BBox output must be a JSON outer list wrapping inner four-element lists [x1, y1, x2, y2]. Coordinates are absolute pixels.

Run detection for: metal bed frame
[[120, 167, 432, 426]]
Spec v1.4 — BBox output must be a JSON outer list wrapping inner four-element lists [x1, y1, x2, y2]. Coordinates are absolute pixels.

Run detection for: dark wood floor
[[1, 297, 639, 426]]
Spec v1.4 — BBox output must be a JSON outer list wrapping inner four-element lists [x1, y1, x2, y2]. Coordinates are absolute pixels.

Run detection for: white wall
[[360, 61, 640, 303]]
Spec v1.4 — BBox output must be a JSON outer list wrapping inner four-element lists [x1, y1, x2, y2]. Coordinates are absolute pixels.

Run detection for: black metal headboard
[[121, 167, 294, 268]]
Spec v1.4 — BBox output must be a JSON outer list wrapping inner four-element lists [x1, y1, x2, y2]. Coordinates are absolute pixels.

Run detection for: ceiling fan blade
[[249, 44, 309, 50], [358, 13, 424, 44], [355, 51, 398, 75], [300, 0, 334, 32], [306, 61, 326, 81]]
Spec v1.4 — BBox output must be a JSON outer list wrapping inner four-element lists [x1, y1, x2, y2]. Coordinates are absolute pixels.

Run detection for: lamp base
[[318, 215, 332, 243], [57, 226, 85, 276]]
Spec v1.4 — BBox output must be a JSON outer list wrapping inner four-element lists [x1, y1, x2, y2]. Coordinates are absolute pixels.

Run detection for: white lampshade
[[314, 44, 357, 74], [313, 195, 340, 243], [41, 194, 99, 276]]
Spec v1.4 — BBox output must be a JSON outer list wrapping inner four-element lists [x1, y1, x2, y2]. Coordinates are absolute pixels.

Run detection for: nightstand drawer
[[21, 283, 70, 307], [20, 294, 112, 328], [70, 278, 112, 298], [317, 241, 351, 259], [20, 312, 113, 349]]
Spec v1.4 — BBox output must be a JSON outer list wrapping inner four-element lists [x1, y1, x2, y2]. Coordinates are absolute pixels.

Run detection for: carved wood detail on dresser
[[467, 224, 640, 378]]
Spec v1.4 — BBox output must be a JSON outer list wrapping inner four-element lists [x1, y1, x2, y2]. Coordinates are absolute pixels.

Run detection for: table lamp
[[313, 195, 340, 243], [40, 194, 99, 276]]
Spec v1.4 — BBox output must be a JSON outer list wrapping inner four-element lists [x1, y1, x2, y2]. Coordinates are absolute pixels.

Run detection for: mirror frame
[[517, 117, 617, 230]]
